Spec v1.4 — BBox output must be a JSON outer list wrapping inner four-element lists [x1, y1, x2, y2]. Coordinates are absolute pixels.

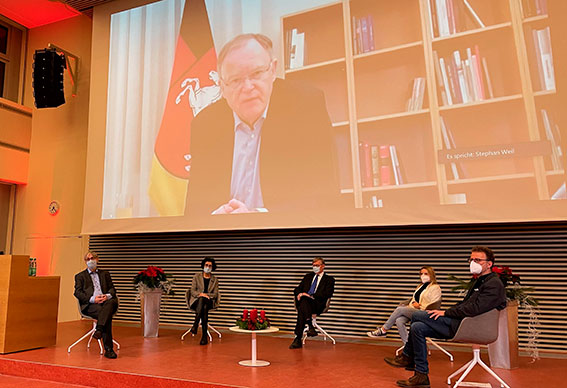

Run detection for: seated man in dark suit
[[384, 246, 506, 387], [290, 257, 335, 349], [74, 251, 119, 359]]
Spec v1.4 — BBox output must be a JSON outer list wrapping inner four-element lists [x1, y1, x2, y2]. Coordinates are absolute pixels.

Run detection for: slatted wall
[[89, 221, 567, 354]]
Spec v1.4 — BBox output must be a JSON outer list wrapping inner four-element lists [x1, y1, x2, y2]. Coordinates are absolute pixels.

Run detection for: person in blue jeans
[[384, 246, 506, 388]]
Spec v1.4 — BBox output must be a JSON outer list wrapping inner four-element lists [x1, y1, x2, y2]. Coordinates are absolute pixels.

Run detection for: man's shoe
[[199, 336, 208, 345], [396, 371, 430, 387], [384, 353, 412, 368], [189, 323, 199, 335], [367, 328, 387, 338], [306, 327, 318, 337], [92, 330, 103, 340], [289, 337, 302, 349], [103, 349, 117, 359]]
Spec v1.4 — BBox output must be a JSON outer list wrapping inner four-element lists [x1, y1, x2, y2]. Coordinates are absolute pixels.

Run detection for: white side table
[[229, 326, 279, 366]]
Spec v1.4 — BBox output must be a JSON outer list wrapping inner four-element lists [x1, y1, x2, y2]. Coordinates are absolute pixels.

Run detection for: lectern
[[0, 255, 60, 353]]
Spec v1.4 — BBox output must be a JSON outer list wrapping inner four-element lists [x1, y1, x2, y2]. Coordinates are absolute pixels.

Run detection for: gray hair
[[217, 33, 274, 78]]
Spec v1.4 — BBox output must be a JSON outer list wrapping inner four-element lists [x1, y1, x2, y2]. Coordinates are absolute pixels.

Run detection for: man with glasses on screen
[[384, 246, 506, 388], [186, 33, 340, 216]]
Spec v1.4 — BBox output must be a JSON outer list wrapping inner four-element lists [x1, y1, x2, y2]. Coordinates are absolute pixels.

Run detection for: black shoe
[[289, 337, 303, 349], [384, 353, 412, 368], [92, 330, 103, 340], [307, 327, 318, 337], [104, 349, 117, 359], [396, 371, 430, 387], [189, 323, 199, 335], [200, 336, 208, 345]]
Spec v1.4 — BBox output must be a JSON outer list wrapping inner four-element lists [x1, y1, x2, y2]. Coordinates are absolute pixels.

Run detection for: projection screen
[[83, 0, 567, 234]]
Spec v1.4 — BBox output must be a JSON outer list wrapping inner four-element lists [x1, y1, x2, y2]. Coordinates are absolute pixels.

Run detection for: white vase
[[488, 300, 519, 369], [141, 289, 162, 337]]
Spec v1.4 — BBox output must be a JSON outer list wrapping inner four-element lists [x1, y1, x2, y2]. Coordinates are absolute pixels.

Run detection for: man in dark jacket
[[74, 251, 119, 359], [384, 246, 506, 387], [290, 257, 335, 349]]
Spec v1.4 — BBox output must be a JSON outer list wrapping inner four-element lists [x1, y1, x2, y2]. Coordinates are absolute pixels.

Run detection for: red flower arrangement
[[133, 265, 175, 295], [236, 308, 270, 330]]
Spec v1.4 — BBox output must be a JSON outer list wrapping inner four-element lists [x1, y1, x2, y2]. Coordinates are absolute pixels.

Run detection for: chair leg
[[113, 339, 120, 350], [395, 344, 404, 356], [181, 328, 192, 340], [427, 338, 454, 361], [448, 347, 509, 388], [313, 320, 336, 345], [476, 354, 511, 388], [208, 324, 222, 338], [67, 326, 96, 353]]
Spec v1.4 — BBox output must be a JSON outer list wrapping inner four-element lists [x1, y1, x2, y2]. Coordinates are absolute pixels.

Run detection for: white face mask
[[86, 259, 97, 270], [203, 267, 212, 274], [420, 274, 430, 283], [469, 260, 483, 275], [312, 266, 320, 274]]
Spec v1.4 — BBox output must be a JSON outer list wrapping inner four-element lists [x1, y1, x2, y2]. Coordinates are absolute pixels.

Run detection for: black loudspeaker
[[32, 48, 66, 108]]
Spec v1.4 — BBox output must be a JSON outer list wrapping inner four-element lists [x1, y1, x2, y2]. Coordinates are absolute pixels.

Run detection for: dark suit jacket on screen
[[294, 272, 335, 315], [186, 78, 341, 216], [74, 269, 118, 313]]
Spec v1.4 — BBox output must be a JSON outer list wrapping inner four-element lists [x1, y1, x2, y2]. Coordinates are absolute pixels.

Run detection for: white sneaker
[[367, 329, 387, 338]]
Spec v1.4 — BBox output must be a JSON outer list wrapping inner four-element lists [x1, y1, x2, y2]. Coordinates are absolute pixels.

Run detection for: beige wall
[[11, 14, 93, 322]]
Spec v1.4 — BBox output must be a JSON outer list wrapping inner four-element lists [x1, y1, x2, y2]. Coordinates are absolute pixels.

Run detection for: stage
[[0, 321, 562, 388]]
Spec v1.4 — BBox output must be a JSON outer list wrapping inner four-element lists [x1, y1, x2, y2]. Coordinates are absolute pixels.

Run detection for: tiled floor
[[0, 321, 563, 388]]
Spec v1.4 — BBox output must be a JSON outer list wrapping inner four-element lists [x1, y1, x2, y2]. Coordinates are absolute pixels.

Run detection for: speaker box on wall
[[32, 48, 66, 109]]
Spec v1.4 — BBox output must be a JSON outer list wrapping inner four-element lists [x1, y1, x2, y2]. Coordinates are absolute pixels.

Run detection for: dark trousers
[[191, 297, 213, 336], [294, 295, 322, 337], [402, 310, 454, 374], [85, 297, 118, 351]]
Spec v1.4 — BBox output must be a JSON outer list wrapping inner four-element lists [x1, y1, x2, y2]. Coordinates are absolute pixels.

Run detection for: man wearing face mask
[[74, 251, 119, 359], [290, 257, 335, 349], [384, 246, 506, 388]]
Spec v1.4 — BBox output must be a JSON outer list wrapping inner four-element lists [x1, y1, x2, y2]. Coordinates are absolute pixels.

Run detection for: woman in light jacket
[[187, 257, 219, 345], [367, 266, 441, 344]]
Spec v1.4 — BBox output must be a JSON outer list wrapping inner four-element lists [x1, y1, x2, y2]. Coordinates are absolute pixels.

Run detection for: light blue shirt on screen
[[230, 107, 269, 210]]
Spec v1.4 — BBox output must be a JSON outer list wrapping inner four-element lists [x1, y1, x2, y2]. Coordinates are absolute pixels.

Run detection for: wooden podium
[[0, 255, 60, 353]]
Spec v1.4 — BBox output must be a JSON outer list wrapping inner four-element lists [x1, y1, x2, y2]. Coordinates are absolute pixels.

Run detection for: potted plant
[[133, 266, 175, 337]]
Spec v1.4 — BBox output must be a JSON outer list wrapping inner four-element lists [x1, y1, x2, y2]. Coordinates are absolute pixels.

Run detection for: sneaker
[[384, 353, 412, 368], [367, 328, 387, 338], [396, 371, 430, 387]]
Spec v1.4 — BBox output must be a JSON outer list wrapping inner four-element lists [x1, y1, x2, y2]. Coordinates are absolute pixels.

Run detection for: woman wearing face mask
[[367, 266, 441, 344], [186, 257, 219, 345]]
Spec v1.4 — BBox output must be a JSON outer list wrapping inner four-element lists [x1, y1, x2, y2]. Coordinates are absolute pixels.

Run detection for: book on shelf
[[371, 145, 380, 187], [286, 28, 305, 69], [406, 77, 426, 112], [379, 145, 391, 186], [352, 15, 375, 55], [359, 143, 405, 187], [521, 0, 548, 18], [541, 109, 563, 171], [431, 0, 485, 38], [439, 116, 466, 180], [434, 46, 493, 106], [390, 145, 404, 185], [532, 26, 555, 91]]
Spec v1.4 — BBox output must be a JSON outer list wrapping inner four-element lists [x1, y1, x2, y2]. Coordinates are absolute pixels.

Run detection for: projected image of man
[[186, 33, 340, 215]]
